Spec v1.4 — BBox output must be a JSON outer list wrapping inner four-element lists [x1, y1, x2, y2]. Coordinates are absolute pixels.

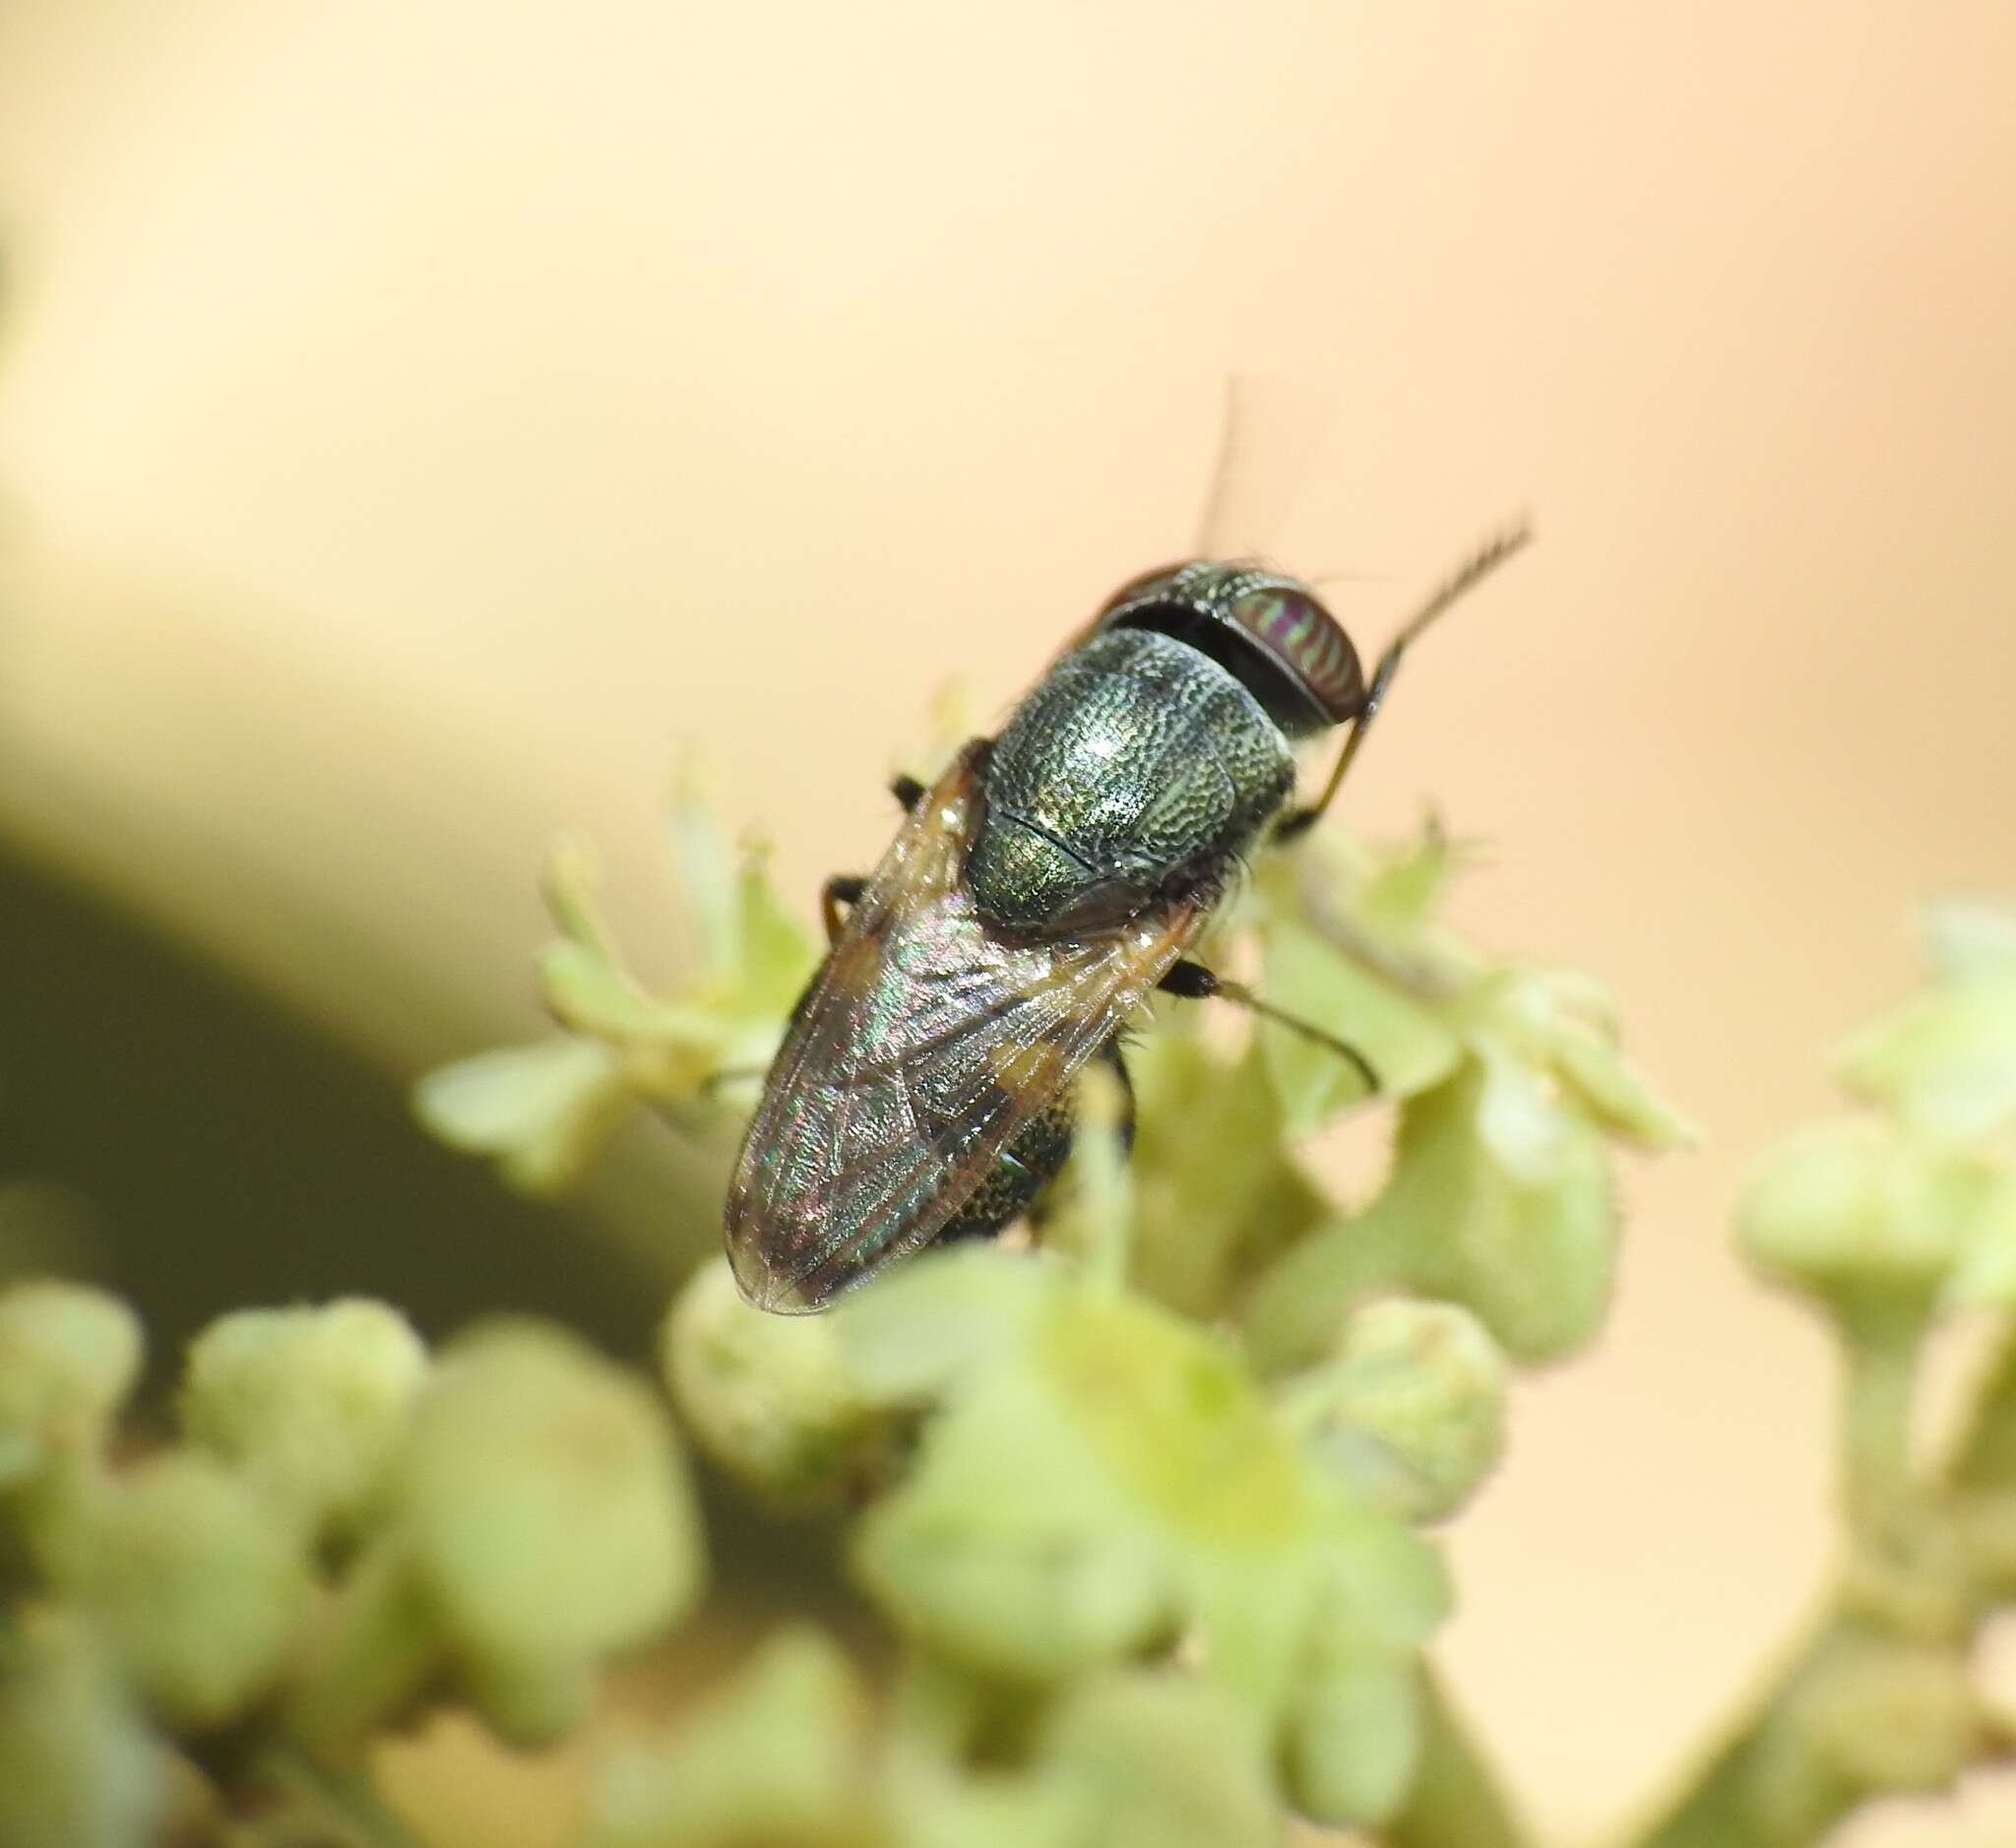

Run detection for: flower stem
[[1837, 1304, 1922, 1536]]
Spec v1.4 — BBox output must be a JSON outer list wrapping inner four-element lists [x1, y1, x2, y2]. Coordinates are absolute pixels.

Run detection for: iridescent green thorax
[[967, 628, 1294, 934]]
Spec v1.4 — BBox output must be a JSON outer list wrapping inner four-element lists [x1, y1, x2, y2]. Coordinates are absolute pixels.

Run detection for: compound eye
[[1225, 582, 1364, 725], [1094, 561, 1191, 620]]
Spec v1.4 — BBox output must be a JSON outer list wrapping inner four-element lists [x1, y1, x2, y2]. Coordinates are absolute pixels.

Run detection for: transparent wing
[[724, 741, 1211, 1311], [1194, 373, 1333, 560]]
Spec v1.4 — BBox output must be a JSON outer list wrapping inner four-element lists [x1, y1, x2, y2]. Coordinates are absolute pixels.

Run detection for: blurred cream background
[[2, 2, 2014, 1841]]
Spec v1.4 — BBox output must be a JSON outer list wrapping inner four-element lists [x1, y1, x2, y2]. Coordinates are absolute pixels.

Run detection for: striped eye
[[1226, 582, 1364, 725]]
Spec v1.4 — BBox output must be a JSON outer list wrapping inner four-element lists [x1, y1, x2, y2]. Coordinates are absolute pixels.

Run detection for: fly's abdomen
[[968, 627, 1292, 930]]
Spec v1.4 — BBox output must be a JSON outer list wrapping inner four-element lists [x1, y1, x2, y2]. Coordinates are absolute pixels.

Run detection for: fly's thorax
[[967, 627, 1294, 932]]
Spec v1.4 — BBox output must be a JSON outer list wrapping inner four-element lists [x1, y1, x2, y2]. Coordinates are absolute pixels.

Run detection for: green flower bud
[[400, 1323, 703, 1721], [0, 1282, 143, 1477], [662, 1259, 883, 1504], [76, 1451, 311, 1727], [1035, 1672, 1278, 1848], [0, 1617, 166, 1848], [1837, 970, 2016, 1142], [1291, 1300, 1507, 1522], [1736, 1116, 1979, 1309], [1283, 1651, 1421, 1827], [1421, 1055, 1617, 1364], [180, 1299, 426, 1536], [587, 1628, 877, 1848], [1244, 1055, 1621, 1372]]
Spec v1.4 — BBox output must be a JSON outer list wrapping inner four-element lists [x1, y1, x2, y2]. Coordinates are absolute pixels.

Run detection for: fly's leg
[[936, 1042, 1136, 1246], [1159, 959, 1379, 1094], [820, 875, 869, 944], [817, 779, 926, 940]]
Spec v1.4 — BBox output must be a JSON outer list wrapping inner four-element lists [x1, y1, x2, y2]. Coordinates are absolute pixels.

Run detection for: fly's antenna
[[1276, 516, 1534, 839], [1385, 517, 1534, 658]]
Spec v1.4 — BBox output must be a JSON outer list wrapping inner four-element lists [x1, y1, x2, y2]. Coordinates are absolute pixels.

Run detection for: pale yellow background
[[3, 3, 2015, 1842]]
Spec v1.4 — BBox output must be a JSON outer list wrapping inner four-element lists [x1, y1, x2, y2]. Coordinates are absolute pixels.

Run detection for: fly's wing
[[724, 740, 1212, 1311]]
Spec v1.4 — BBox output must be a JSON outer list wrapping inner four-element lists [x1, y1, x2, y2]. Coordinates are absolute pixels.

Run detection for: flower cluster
[[1643, 899, 2016, 1846], [408, 749, 1693, 1845], [6, 743, 1723, 1847], [0, 1293, 702, 1846]]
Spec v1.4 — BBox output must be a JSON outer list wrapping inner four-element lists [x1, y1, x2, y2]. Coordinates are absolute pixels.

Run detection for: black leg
[[821, 874, 868, 944], [891, 774, 925, 812], [1159, 960, 1379, 1094], [1101, 1037, 1137, 1154], [1276, 520, 1532, 841]]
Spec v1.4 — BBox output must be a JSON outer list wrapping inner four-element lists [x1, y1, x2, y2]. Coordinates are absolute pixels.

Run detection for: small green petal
[[1284, 1651, 1422, 1827], [1260, 915, 1462, 1134], [721, 840, 822, 1020], [663, 757, 741, 982], [1034, 1672, 1280, 1848], [411, 1037, 632, 1191], [1471, 968, 1696, 1151], [1836, 972, 2016, 1142], [537, 940, 710, 1045], [1473, 1039, 1578, 1180], [1358, 814, 1462, 930], [1308, 1505, 1452, 1656], [587, 1627, 879, 1848]]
